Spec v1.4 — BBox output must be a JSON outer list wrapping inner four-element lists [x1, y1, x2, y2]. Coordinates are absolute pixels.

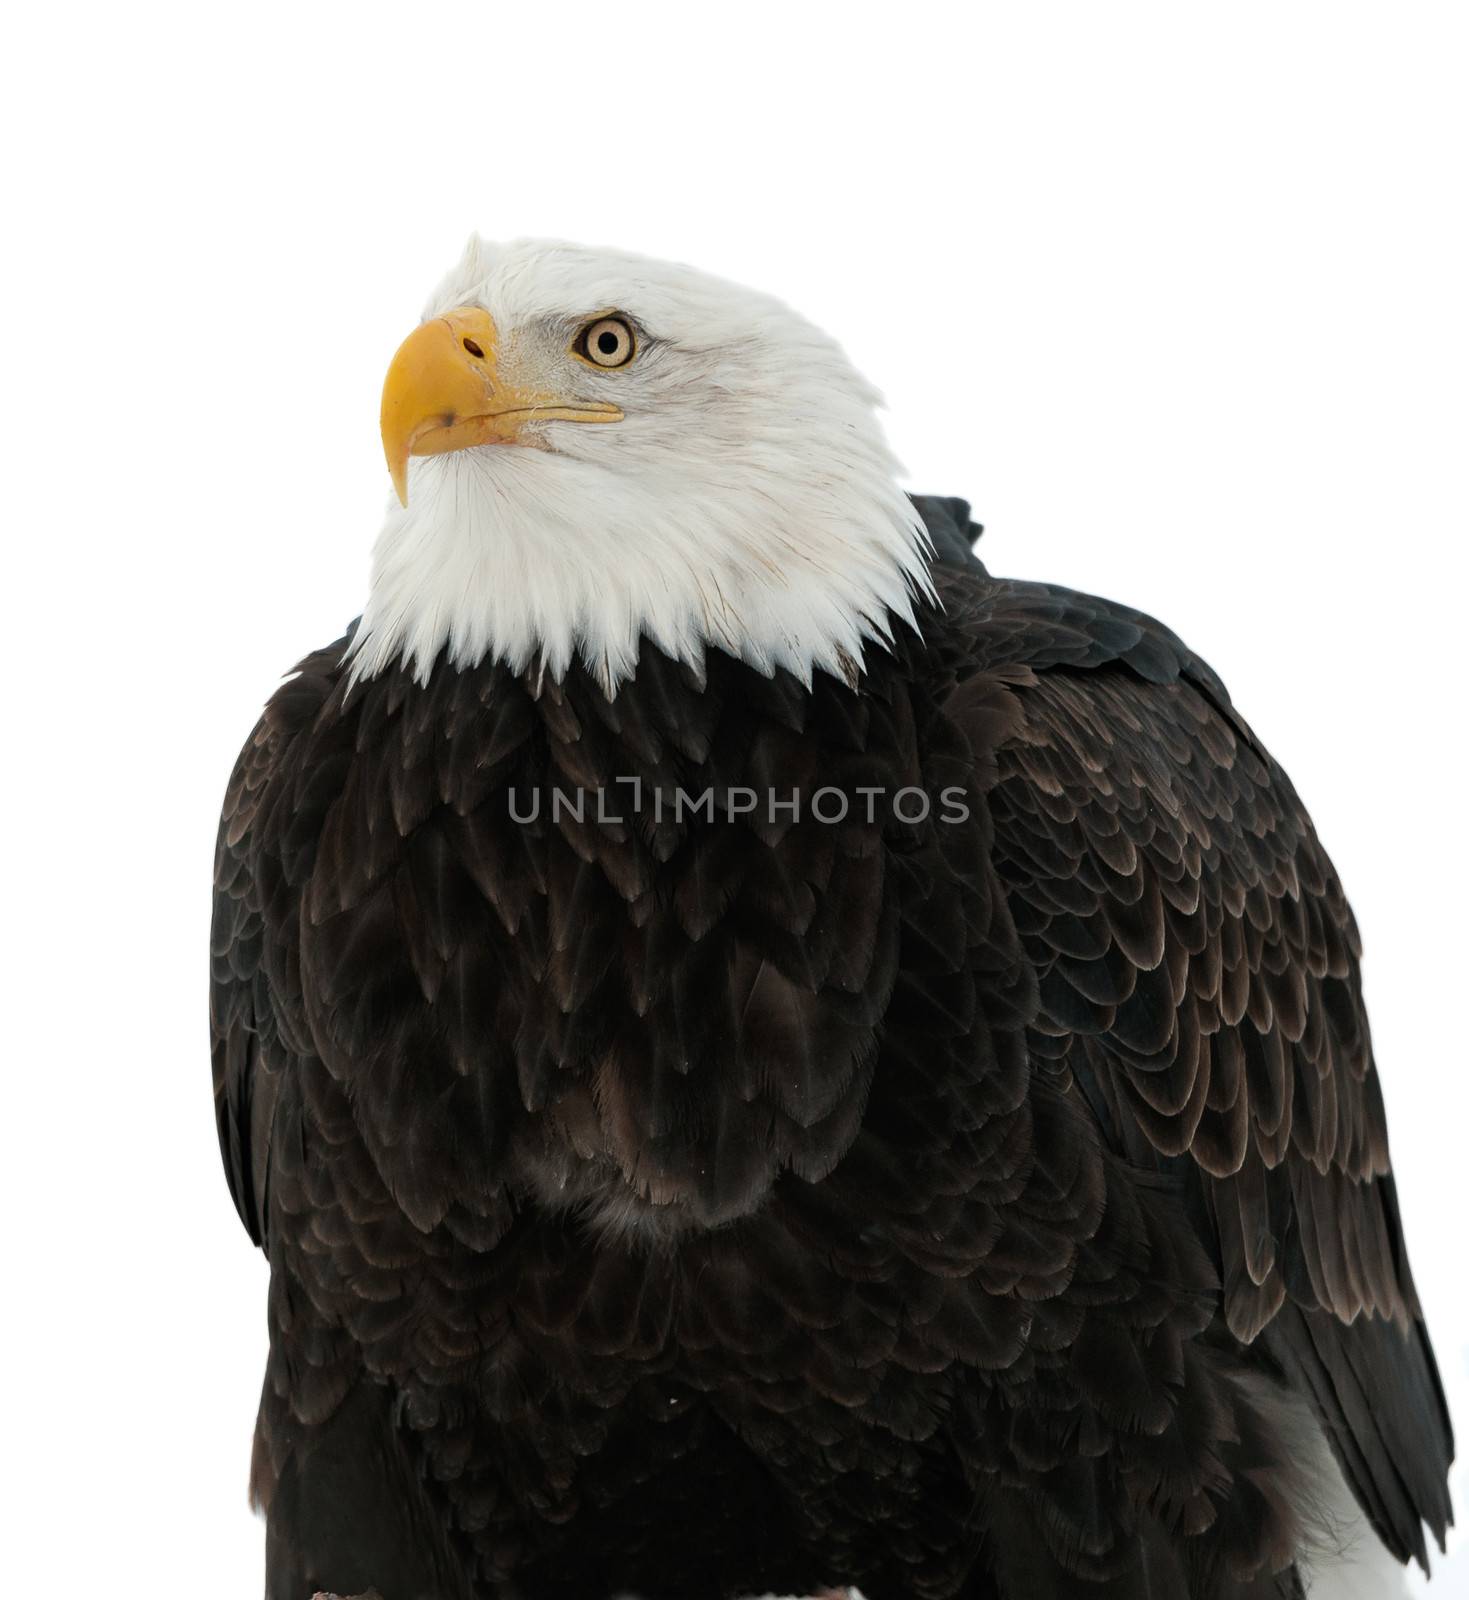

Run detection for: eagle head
[[348, 237, 931, 694]]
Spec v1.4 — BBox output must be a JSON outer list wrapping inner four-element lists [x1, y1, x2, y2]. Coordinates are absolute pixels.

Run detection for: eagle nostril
[[462, 338, 485, 359]]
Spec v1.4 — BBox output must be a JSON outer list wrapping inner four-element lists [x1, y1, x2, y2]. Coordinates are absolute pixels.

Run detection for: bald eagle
[[212, 239, 1452, 1600]]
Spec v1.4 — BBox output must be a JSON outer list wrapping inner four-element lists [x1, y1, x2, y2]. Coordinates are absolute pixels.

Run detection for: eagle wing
[[210, 639, 346, 1251], [935, 563, 1453, 1568]]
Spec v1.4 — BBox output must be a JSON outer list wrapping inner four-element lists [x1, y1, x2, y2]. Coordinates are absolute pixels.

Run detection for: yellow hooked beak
[[380, 306, 624, 505]]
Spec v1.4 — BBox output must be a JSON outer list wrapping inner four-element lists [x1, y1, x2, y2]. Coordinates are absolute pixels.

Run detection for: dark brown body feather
[[211, 497, 1451, 1598]]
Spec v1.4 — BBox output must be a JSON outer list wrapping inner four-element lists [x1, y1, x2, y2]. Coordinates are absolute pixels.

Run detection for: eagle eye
[[576, 316, 636, 370]]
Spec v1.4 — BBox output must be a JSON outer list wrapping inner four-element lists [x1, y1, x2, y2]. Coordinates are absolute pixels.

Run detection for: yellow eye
[[578, 316, 636, 369]]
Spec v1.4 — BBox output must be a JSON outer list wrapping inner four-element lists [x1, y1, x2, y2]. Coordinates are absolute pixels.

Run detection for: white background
[[3, 3, 1465, 1594]]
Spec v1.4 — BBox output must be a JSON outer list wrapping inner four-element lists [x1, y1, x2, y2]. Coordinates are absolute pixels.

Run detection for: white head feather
[[346, 237, 932, 692]]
